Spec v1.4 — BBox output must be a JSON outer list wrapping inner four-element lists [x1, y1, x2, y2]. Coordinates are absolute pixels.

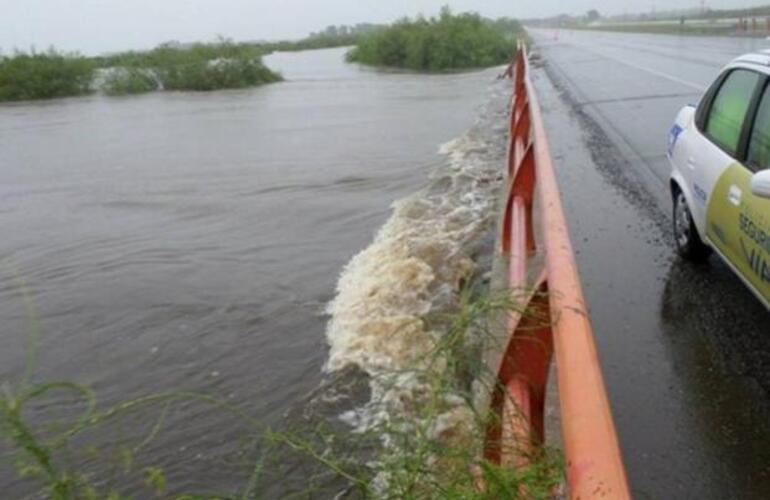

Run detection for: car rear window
[[706, 69, 760, 156], [748, 84, 770, 170]]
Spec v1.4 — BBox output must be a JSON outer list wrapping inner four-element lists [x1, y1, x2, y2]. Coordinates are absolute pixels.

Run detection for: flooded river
[[0, 47, 507, 495]]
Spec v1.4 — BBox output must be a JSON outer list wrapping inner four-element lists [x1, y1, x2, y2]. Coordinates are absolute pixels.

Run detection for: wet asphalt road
[[532, 29, 770, 209], [531, 30, 770, 498]]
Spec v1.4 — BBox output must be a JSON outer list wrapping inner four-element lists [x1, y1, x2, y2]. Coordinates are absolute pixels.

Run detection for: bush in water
[[159, 57, 282, 91], [99, 40, 283, 92], [102, 67, 159, 95], [0, 50, 95, 102], [347, 8, 523, 71]]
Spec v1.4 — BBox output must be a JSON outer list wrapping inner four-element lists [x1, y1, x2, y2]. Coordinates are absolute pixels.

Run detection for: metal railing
[[485, 42, 631, 499]]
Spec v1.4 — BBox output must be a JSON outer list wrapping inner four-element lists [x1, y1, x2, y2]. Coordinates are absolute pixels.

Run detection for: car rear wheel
[[673, 190, 711, 261]]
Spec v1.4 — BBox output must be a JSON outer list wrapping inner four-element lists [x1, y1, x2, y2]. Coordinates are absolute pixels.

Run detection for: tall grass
[[264, 286, 564, 498], [0, 50, 95, 102], [1, 261, 562, 498]]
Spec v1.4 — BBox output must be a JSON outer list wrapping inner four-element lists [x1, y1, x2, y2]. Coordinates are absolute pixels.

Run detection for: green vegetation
[[2, 266, 563, 498], [0, 385, 254, 499], [0, 13, 521, 102], [347, 8, 525, 71], [159, 57, 281, 91], [0, 40, 282, 101], [266, 287, 564, 498], [101, 68, 158, 96], [97, 39, 265, 68], [98, 40, 282, 94], [0, 50, 95, 102], [267, 23, 384, 52]]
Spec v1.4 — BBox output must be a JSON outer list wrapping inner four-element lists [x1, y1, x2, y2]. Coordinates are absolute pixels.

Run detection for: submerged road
[[531, 30, 770, 498]]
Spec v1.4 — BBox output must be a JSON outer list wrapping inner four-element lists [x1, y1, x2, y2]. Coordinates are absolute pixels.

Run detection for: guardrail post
[[486, 42, 632, 499]]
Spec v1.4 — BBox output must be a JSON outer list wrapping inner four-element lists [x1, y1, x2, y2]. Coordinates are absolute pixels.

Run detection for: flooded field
[[0, 47, 509, 495]]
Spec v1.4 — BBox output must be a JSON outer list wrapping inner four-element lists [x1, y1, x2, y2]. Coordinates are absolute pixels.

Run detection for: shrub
[[99, 40, 283, 92], [347, 8, 522, 71], [159, 56, 282, 91], [101, 67, 158, 95], [0, 50, 95, 102]]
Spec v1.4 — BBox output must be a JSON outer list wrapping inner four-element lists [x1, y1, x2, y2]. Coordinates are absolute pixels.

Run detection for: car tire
[[673, 189, 711, 261]]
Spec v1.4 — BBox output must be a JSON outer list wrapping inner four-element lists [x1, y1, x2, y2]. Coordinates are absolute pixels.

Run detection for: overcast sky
[[0, 0, 763, 55]]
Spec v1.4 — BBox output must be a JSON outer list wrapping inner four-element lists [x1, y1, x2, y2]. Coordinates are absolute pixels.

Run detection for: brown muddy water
[[0, 47, 510, 496]]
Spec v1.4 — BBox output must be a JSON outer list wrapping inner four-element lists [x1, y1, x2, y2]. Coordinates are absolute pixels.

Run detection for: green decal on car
[[706, 163, 770, 301]]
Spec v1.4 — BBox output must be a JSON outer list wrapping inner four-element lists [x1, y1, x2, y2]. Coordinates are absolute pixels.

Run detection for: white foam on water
[[327, 137, 495, 366], [323, 82, 509, 435]]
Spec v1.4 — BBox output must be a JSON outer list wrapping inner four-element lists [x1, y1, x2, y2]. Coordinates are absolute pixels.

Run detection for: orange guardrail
[[485, 42, 631, 499]]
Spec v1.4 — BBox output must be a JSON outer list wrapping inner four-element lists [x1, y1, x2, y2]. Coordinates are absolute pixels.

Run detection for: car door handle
[[687, 157, 696, 170]]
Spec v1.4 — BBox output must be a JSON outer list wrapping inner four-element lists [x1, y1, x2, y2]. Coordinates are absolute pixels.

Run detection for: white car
[[668, 51, 770, 308]]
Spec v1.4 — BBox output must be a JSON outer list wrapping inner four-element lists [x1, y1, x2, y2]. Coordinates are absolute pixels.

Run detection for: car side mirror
[[751, 170, 770, 199]]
